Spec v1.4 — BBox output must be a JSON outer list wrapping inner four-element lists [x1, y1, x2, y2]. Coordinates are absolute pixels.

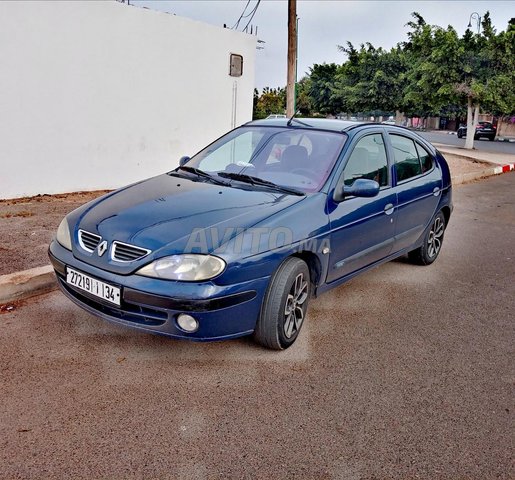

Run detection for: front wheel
[[408, 211, 446, 266], [457, 131, 463, 138], [254, 257, 310, 350]]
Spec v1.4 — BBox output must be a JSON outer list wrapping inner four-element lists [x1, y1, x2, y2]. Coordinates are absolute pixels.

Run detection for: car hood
[[73, 173, 305, 273]]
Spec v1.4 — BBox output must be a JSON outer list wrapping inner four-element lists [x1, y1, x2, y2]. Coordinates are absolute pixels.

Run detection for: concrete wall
[[497, 119, 515, 139], [0, 1, 256, 199]]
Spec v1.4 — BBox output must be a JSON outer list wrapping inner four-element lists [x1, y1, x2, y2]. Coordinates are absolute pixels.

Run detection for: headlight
[[56, 217, 72, 251], [136, 254, 226, 281]]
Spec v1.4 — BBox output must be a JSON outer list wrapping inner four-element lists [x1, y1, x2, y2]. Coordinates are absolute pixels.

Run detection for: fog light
[[177, 314, 199, 333]]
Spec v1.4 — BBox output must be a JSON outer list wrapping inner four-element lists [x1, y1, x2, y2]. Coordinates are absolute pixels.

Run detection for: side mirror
[[342, 178, 380, 198], [179, 156, 190, 167]]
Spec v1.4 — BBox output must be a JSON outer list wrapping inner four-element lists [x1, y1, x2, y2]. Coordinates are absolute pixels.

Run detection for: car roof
[[246, 117, 413, 135], [246, 118, 360, 132]]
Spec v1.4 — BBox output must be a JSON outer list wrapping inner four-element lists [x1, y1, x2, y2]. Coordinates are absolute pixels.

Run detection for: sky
[[131, 0, 514, 90]]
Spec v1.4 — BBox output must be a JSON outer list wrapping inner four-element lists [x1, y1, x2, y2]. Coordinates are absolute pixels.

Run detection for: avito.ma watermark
[[184, 227, 330, 255]]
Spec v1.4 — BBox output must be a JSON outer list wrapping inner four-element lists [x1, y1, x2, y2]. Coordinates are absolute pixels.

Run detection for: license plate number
[[66, 268, 121, 306]]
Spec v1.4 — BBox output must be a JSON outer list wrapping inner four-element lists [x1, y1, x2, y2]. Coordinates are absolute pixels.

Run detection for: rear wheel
[[457, 130, 463, 138], [408, 211, 446, 266], [254, 257, 310, 350]]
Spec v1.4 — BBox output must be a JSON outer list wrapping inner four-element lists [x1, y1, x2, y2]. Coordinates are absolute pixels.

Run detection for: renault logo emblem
[[97, 240, 108, 257]]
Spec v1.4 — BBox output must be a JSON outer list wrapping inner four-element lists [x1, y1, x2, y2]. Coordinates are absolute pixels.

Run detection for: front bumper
[[49, 241, 269, 341]]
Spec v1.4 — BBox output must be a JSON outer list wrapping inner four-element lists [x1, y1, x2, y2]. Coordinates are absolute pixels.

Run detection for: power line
[[241, 1, 259, 19], [231, 0, 251, 30], [242, 0, 261, 33]]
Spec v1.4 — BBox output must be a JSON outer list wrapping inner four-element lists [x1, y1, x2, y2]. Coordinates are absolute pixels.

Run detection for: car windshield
[[185, 126, 347, 193]]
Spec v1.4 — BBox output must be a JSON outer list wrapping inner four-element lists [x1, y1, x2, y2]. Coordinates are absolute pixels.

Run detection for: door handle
[[384, 203, 394, 215], [433, 187, 440, 196]]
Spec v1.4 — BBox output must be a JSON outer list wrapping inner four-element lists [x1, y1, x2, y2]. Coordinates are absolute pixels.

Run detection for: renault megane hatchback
[[49, 119, 452, 350]]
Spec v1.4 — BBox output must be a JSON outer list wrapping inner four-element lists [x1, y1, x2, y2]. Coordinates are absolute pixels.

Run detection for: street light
[[467, 12, 481, 34]]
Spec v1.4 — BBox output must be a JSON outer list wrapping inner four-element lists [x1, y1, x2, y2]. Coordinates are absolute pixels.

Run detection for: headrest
[[281, 145, 309, 169]]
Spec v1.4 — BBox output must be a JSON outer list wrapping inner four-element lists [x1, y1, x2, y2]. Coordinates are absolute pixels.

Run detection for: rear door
[[387, 133, 442, 253]]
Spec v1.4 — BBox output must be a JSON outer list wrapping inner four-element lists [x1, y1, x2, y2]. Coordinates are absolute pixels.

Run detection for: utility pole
[[286, 0, 297, 117]]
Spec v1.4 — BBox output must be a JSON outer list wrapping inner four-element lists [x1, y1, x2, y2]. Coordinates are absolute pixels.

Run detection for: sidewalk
[[0, 154, 514, 305], [434, 143, 515, 166]]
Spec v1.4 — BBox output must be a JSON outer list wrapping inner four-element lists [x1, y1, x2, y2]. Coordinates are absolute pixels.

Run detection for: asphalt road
[[419, 131, 515, 155], [1, 173, 514, 479]]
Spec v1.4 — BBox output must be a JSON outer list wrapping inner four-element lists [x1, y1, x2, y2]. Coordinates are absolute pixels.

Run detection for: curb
[[451, 162, 514, 185], [0, 164, 514, 305], [0, 265, 56, 304]]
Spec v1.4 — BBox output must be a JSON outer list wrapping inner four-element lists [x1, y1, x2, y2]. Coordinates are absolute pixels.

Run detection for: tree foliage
[[333, 43, 408, 117], [253, 87, 286, 119], [253, 11, 514, 148], [307, 63, 343, 115]]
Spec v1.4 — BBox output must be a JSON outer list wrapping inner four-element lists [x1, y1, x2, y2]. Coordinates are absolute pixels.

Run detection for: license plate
[[66, 267, 121, 306]]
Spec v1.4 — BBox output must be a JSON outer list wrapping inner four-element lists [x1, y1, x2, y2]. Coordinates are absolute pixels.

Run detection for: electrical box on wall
[[229, 54, 243, 77]]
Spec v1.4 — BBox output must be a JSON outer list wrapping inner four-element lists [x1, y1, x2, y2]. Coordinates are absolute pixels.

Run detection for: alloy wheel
[[283, 273, 308, 339], [427, 216, 444, 258]]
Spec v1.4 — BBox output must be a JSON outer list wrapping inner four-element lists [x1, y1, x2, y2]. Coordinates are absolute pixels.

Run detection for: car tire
[[489, 136, 495, 141], [254, 257, 310, 350], [457, 130, 463, 139], [408, 211, 446, 266]]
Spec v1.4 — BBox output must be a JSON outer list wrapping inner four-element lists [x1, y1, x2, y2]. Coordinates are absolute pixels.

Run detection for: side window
[[343, 134, 388, 187], [416, 143, 433, 173], [390, 134, 422, 182]]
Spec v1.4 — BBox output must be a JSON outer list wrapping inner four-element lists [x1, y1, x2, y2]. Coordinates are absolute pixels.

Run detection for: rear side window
[[390, 134, 426, 182], [343, 134, 388, 187], [416, 143, 433, 173]]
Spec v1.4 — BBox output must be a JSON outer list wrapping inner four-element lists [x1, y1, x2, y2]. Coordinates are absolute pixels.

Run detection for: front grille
[[112, 241, 151, 262], [78, 230, 101, 253]]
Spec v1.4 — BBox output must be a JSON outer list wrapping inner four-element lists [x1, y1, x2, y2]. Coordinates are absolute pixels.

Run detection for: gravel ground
[[0, 155, 496, 275], [0, 173, 513, 479], [0, 191, 108, 275]]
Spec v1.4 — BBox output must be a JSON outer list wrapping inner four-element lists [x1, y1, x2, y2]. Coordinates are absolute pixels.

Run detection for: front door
[[327, 132, 396, 283]]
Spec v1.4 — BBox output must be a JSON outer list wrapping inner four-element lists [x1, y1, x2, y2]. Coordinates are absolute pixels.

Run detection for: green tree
[[295, 76, 314, 116], [307, 63, 344, 116], [333, 43, 408, 122], [403, 12, 515, 149], [252, 87, 286, 119]]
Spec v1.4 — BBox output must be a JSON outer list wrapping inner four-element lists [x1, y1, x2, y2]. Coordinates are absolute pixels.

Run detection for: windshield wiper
[[218, 172, 304, 196], [173, 166, 230, 186]]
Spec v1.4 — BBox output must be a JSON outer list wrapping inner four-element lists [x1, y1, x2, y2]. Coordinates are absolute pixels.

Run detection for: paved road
[[1, 173, 514, 479], [419, 131, 515, 155]]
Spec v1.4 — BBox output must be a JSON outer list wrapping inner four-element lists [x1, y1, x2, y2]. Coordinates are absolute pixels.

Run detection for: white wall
[[0, 1, 256, 199]]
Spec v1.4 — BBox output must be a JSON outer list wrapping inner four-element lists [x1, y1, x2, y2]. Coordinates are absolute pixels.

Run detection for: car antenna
[[287, 110, 300, 126], [287, 111, 311, 127]]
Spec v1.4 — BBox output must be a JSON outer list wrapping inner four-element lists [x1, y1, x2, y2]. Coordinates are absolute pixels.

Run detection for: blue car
[[49, 119, 452, 350]]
